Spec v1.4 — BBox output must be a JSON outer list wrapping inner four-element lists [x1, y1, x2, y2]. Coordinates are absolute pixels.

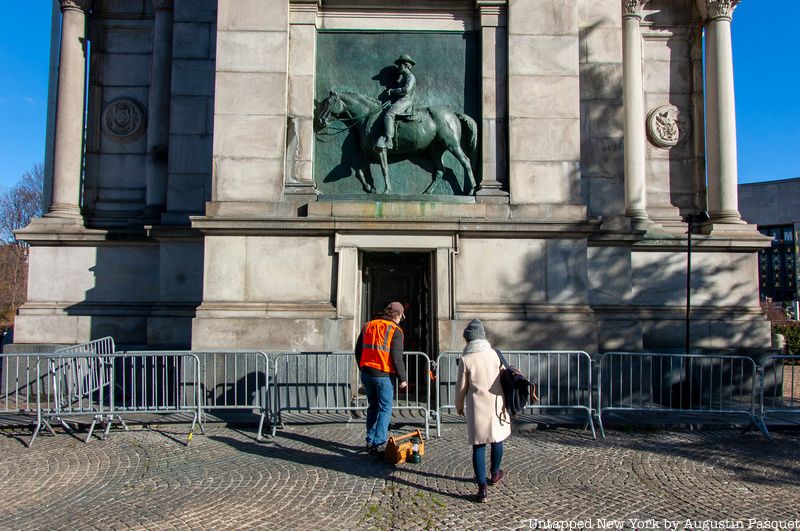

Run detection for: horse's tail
[[456, 112, 478, 156]]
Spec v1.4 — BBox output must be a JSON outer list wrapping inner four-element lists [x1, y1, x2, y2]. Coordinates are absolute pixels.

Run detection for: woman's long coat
[[455, 346, 511, 445]]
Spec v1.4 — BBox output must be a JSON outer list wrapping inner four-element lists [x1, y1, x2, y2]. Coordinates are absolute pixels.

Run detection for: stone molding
[[317, 1, 477, 31], [289, 0, 321, 24], [622, 0, 645, 19], [476, 0, 507, 27], [60, 0, 92, 13], [646, 105, 687, 149], [151, 0, 174, 11], [102, 98, 147, 143], [697, 0, 740, 21]]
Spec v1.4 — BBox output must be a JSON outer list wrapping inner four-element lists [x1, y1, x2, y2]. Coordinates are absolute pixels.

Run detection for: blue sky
[[0, 2, 795, 191]]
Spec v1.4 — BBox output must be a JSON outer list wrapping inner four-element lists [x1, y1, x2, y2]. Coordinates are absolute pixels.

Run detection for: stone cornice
[[697, 0, 741, 21], [622, 0, 645, 19], [60, 0, 92, 13], [152, 0, 174, 11]]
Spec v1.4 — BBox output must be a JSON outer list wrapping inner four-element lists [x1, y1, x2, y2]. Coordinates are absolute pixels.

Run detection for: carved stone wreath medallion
[[102, 98, 146, 143], [646, 105, 687, 149]]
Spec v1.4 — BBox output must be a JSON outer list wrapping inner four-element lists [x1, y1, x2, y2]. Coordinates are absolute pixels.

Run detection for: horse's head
[[314, 90, 343, 131]]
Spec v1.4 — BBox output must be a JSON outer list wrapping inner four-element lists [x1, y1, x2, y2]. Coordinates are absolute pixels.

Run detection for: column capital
[[60, 0, 92, 13], [476, 0, 508, 27], [152, 0, 174, 11], [289, 0, 321, 24], [697, 0, 741, 21], [622, 0, 646, 19]]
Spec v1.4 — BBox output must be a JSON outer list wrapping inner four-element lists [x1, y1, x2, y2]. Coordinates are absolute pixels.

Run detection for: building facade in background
[[16, 0, 770, 353], [740, 178, 800, 303]]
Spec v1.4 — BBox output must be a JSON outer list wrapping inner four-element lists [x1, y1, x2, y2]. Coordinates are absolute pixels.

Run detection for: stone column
[[622, 0, 650, 228], [702, 0, 744, 224], [475, 0, 508, 200], [285, 0, 321, 198], [48, 0, 92, 220], [140, 0, 175, 222]]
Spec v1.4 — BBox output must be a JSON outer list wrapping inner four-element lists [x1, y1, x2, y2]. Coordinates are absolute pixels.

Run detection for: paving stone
[[0, 422, 798, 529]]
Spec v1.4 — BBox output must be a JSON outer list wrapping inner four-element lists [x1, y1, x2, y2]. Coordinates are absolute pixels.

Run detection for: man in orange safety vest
[[355, 301, 408, 455]]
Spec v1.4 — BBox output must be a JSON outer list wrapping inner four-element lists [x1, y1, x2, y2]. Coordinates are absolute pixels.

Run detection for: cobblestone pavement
[[1, 419, 799, 530]]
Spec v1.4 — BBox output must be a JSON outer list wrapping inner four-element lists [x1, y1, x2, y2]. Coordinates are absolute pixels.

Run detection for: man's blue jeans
[[361, 371, 394, 447]]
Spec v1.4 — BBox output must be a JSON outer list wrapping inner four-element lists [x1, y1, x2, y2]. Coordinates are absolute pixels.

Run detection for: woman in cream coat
[[455, 319, 511, 502]]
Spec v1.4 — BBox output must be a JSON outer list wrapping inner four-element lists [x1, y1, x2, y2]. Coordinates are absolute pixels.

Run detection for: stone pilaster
[[507, 0, 582, 213], [211, 0, 289, 207], [285, 0, 321, 198], [475, 0, 509, 201], [699, 0, 744, 224], [139, 0, 175, 223], [47, 0, 92, 221], [621, 0, 650, 229]]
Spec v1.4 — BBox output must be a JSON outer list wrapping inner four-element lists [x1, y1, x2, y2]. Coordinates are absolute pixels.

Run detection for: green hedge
[[772, 323, 800, 355]]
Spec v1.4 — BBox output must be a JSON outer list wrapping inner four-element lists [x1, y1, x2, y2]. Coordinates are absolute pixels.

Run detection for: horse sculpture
[[314, 90, 478, 195]]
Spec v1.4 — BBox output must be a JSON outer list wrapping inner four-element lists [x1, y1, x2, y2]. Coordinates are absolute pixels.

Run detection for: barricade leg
[[29, 419, 44, 448], [85, 417, 99, 443], [188, 412, 199, 445], [584, 411, 597, 439], [594, 412, 606, 438], [256, 409, 266, 441], [102, 417, 114, 439], [750, 415, 771, 440]]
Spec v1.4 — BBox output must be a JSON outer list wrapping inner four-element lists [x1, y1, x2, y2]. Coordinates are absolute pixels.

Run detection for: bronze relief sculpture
[[315, 54, 478, 195]]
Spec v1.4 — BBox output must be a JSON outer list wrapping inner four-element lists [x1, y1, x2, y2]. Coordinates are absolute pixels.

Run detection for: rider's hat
[[394, 53, 416, 67]]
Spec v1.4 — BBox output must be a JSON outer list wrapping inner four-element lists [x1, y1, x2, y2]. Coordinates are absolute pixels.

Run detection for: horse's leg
[[423, 150, 445, 194], [448, 145, 477, 195], [356, 153, 375, 193], [378, 148, 391, 194]]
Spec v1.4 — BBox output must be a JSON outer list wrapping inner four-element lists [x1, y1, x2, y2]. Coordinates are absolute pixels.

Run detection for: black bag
[[495, 349, 538, 417]]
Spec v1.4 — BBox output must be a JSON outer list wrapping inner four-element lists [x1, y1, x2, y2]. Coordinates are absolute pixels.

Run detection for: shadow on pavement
[[211, 429, 473, 501]]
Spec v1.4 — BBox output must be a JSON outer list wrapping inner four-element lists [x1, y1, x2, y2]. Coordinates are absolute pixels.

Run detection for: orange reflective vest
[[359, 319, 399, 373]]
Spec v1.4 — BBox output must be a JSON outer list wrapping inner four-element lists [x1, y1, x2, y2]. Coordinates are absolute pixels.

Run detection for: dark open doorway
[[361, 252, 435, 359]]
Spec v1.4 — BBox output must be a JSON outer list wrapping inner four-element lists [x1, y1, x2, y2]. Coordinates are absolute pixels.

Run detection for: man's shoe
[[476, 485, 488, 502], [368, 445, 385, 457], [489, 469, 504, 486]]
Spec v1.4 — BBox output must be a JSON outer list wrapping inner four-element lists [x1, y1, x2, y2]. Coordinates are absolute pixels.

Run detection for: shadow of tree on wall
[[490, 244, 765, 353]]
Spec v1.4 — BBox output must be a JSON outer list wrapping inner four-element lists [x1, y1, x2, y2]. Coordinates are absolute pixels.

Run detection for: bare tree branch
[[0, 163, 43, 329]]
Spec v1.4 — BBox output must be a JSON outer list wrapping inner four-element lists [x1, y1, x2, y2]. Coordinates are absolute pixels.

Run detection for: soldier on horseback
[[375, 53, 417, 152]]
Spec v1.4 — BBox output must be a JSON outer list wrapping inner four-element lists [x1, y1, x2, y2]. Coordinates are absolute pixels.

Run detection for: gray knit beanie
[[463, 319, 486, 341]]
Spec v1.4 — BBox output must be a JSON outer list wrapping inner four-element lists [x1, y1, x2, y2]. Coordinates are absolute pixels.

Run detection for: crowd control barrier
[[598, 352, 769, 437], [55, 336, 116, 356], [436, 351, 600, 438], [273, 351, 432, 438], [1, 338, 117, 424], [759, 355, 800, 434], [1, 352, 45, 419], [194, 351, 273, 439], [31, 352, 203, 447]]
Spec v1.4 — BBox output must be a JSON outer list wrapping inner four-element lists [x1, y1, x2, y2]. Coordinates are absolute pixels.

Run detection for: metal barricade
[[598, 352, 768, 438], [55, 336, 116, 356], [1, 338, 115, 424], [32, 353, 115, 446], [759, 355, 800, 433], [194, 351, 272, 439], [273, 351, 432, 438], [436, 351, 599, 438], [31, 352, 204, 447], [1, 353, 45, 420]]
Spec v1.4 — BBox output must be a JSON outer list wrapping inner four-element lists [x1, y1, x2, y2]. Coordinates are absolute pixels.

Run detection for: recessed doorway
[[361, 252, 435, 359]]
